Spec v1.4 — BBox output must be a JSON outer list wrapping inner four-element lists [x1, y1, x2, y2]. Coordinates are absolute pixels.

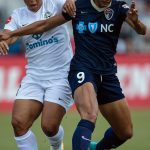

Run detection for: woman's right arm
[[0, 14, 67, 41]]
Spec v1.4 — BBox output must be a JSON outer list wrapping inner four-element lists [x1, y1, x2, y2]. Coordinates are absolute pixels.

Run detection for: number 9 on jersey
[[77, 72, 85, 83]]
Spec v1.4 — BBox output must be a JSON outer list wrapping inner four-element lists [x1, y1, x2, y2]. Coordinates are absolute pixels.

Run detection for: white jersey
[[5, 0, 73, 80]]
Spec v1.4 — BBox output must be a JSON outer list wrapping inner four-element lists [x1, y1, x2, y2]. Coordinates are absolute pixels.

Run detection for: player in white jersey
[[0, 0, 75, 150]]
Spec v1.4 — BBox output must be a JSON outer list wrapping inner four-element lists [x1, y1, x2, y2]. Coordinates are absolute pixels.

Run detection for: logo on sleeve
[[122, 4, 129, 9], [104, 8, 114, 20], [6, 16, 12, 24]]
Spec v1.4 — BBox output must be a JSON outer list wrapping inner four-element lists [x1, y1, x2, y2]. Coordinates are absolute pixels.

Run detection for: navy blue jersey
[[70, 0, 129, 74]]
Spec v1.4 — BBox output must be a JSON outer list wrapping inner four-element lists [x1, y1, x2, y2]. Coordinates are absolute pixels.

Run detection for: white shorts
[[16, 75, 74, 111]]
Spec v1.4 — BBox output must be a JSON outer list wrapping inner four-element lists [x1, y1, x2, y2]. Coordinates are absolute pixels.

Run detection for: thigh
[[13, 75, 44, 124], [12, 99, 43, 125], [16, 76, 45, 103], [99, 99, 132, 137], [69, 69, 99, 122], [97, 74, 125, 104], [41, 101, 66, 127], [44, 78, 74, 111], [74, 82, 99, 123], [74, 82, 98, 110], [68, 69, 98, 97]]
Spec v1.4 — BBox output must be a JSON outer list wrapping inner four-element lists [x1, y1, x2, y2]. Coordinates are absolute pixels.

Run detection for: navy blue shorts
[[68, 68, 125, 105]]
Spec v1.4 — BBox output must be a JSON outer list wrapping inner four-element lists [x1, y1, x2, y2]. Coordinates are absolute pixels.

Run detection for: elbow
[[143, 26, 147, 35], [138, 30, 146, 35], [137, 26, 147, 35]]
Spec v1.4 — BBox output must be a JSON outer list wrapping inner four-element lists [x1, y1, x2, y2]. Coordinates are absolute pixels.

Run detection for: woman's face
[[24, 0, 42, 12]]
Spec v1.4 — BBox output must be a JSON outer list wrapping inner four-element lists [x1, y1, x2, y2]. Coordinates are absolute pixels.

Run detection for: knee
[[81, 110, 98, 123], [41, 122, 59, 137], [11, 115, 31, 135], [124, 126, 133, 140], [85, 113, 98, 123], [118, 125, 133, 140]]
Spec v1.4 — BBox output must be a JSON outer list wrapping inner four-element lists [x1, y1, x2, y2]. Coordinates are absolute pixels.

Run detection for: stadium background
[[0, 0, 150, 149]]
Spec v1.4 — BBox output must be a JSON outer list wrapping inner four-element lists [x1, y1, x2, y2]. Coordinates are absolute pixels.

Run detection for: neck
[[93, 0, 111, 8]]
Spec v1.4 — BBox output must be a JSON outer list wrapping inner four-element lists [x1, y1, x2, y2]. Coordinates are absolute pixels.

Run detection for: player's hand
[[127, 1, 138, 23], [0, 32, 11, 41], [0, 41, 9, 55], [63, 0, 76, 18]]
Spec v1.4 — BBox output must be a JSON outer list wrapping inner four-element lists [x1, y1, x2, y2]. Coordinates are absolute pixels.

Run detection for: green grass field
[[0, 110, 150, 150]]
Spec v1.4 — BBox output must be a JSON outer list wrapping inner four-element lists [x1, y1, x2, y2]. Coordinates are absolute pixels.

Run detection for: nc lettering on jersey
[[76, 21, 114, 33], [26, 35, 59, 50]]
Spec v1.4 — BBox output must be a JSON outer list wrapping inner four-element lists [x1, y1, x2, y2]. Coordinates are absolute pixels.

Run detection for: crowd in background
[[0, 0, 150, 54]]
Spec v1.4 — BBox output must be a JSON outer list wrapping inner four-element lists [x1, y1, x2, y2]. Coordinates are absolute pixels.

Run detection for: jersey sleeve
[[118, 1, 129, 21], [4, 10, 19, 31]]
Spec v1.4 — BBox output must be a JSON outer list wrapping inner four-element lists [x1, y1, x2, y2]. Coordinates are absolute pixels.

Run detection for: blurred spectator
[[9, 39, 25, 55], [117, 23, 135, 54], [118, 0, 150, 53], [0, 0, 24, 55], [132, 0, 150, 53]]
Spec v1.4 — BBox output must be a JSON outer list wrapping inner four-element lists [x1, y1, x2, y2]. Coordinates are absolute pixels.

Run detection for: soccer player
[[0, 0, 75, 150], [0, 0, 146, 150]]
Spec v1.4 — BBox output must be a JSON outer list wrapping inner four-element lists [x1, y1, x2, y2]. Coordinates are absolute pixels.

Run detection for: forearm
[[126, 17, 147, 35], [0, 30, 18, 55], [10, 15, 67, 37], [3, 30, 18, 45], [133, 20, 147, 35], [5, 38, 17, 45]]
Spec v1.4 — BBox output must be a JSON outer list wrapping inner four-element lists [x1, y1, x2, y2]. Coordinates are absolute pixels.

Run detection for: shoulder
[[112, 0, 128, 6], [4, 6, 27, 30], [12, 6, 28, 17], [43, 0, 54, 6], [113, 0, 126, 4], [8, 6, 27, 22], [53, 0, 66, 7], [111, 0, 129, 10], [76, 0, 89, 5], [75, 0, 91, 9]]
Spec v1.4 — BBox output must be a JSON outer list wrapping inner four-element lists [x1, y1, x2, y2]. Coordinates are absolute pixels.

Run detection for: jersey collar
[[90, 0, 112, 12]]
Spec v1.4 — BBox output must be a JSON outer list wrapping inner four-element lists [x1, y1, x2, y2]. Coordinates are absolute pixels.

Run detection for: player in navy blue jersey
[[0, 0, 146, 150]]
